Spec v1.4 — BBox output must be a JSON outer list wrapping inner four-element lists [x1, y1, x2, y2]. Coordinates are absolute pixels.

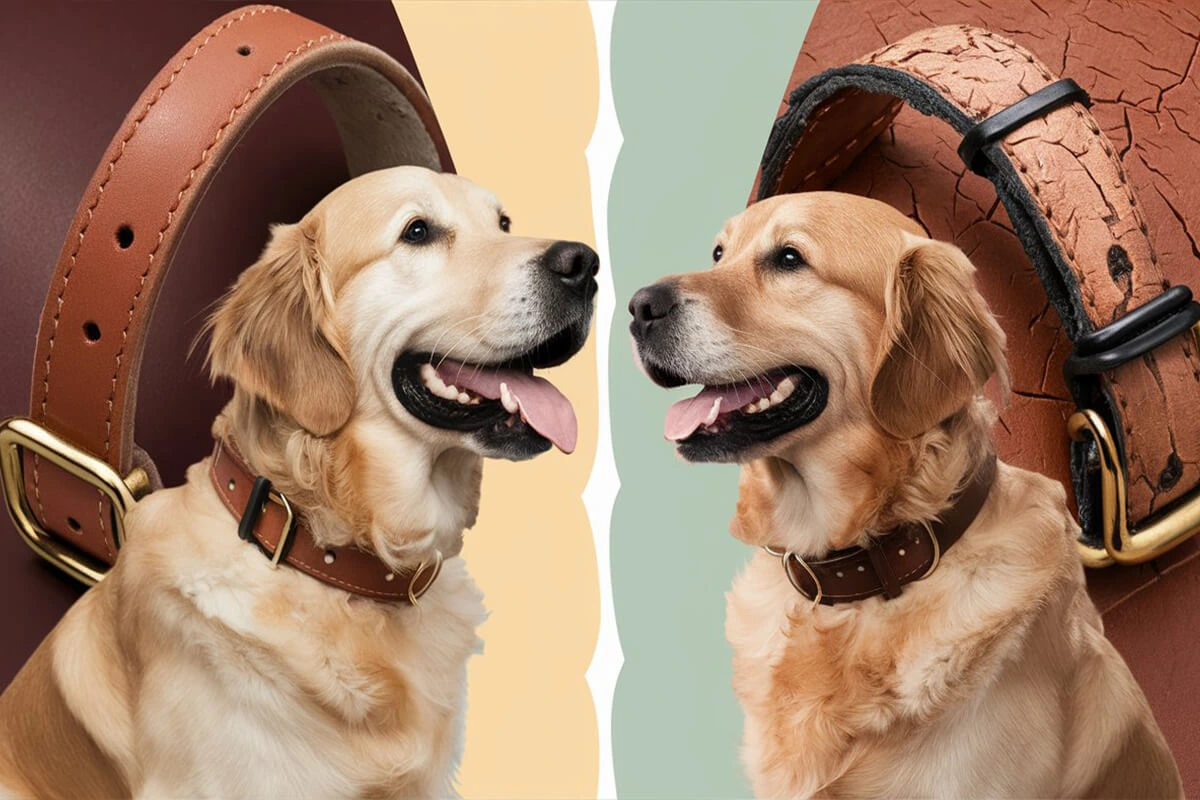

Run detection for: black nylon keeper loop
[[958, 78, 1091, 175], [1064, 285, 1200, 380], [238, 476, 273, 545]]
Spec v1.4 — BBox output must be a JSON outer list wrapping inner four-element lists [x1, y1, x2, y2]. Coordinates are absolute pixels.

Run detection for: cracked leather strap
[[753, 24, 1200, 550], [21, 5, 451, 568]]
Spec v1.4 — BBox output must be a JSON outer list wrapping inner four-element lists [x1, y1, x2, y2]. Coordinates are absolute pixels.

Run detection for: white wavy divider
[[583, 2, 623, 798]]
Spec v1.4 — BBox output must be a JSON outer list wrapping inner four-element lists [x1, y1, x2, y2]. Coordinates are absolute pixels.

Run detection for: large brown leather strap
[[209, 440, 440, 603], [772, 454, 997, 605], [753, 25, 1200, 553], [20, 5, 451, 569]]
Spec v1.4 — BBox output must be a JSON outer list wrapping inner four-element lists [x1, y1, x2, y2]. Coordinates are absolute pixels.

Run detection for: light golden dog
[[630, 192, 1180, 798], [0, 166, 597, 798]]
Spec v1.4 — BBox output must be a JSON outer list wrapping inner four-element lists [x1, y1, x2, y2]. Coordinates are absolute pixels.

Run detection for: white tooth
[[769, 390, 784, 405], [703, 397, 723, 427], [499, 382, 520, 414], [457, 392, 471, 404], [469, 397, 480, 405], [745, 403, 759, 415], [777, 376, 795, 397], [440, 383, 459, 400], [422, 364, 449, 394]]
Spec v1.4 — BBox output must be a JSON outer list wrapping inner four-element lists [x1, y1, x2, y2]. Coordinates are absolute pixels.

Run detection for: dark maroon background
[[0, 1, 440, 686]]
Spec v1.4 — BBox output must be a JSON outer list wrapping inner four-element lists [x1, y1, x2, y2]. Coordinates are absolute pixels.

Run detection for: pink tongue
[[435, 360, 578, 454], [664, 386, 758, 442]]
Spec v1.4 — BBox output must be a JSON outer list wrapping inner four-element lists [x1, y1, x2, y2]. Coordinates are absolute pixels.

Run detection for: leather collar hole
[[66, 516, 81, 533], [115, 225, 134, 249], [237, 45, 252, 56], [83, 322, 101, 343]]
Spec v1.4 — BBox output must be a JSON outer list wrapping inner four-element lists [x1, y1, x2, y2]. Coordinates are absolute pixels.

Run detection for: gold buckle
[[764, 545, 823, 606], [1068, 408, 1200, 567], [0, 416, 150, 585], [266, 488, 296, 569]]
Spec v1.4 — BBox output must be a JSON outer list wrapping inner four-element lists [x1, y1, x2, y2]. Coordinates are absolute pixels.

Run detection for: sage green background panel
[[609, 2, 819, 797]]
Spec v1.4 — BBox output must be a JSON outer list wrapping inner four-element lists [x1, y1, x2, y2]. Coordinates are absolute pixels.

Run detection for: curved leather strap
[[775, 454, 997, 605], [209, 440, 441, 603], [753, 24, 1200, 548], [23, 5, 451, 565]]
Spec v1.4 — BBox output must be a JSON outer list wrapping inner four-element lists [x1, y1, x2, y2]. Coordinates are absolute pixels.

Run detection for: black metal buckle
[[958, 78, 1091, 176], [1064, 285, 1200, 380]]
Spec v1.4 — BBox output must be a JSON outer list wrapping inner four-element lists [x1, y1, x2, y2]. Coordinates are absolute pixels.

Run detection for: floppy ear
[[206, 217, 356, 436], [869, 238, 1008, 440]]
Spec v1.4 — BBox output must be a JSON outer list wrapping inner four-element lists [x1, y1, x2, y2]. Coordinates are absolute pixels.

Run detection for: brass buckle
[[266, 488, 296, 569], [764, 545, 823, 606], [0, 416, 150, 585], [1068, 408, 1200, 567]]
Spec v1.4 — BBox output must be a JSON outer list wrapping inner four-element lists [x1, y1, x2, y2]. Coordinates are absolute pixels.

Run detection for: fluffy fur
[[636, 192, 1181, 798], [0, 167, 587, 798]]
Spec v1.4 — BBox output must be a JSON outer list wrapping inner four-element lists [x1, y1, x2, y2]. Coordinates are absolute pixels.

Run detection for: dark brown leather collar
[[209, 439, 441, 604], [768, 453, 997, 605]]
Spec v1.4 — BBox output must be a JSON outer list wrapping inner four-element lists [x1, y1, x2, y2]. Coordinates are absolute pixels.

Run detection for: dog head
[[630, 192, 1005, 548], [207, 166, 597, 464]]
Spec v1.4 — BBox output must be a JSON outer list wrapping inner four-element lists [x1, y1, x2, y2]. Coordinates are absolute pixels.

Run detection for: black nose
[[628, 283, 679, 339], [543, 241, 600, 293]]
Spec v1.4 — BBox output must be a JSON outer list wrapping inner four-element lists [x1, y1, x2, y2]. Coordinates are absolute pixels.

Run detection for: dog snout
[[542, 241, 600, 295], [628, 283, 679, 340]]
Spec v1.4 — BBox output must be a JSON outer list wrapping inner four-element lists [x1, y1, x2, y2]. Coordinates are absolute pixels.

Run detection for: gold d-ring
[[762, 544, 823, 606], [407, 550, 444, 606]]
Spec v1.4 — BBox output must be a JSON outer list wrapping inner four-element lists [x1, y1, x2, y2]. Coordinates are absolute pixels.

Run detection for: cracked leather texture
[[753, 2, 1200, 785]]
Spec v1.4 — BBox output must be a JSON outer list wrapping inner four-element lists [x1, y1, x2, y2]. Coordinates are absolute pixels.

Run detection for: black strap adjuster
[[958, 78, 1092, 175], [238, 475, 298, 567], [1064, 285, 1200, 380]]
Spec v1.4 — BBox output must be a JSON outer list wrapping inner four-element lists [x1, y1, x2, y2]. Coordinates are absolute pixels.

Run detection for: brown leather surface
[[21, 3, 449, 578], [0, 1, 447, 689], [757, 2, 1200, 790], [755, 25, 1200, 540], [209, 439, 440, 602], [777, 454, 997, 605]]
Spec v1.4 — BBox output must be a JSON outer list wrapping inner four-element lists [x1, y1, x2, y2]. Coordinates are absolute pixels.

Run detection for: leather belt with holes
[[0, 4, 452, 587], [751, 24, 1200, 567]]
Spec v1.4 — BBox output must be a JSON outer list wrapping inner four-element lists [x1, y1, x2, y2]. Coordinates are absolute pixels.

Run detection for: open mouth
[[392, 322, 587, 459], [651, 364, 828, 462]]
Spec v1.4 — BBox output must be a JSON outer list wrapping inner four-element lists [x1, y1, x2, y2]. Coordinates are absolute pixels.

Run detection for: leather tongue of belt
[[752, 24, 1200, 567], [1, 5, 452, 585]]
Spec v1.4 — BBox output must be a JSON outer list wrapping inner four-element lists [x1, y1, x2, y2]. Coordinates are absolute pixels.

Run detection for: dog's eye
[[401, 219, 429, 244], [712, 244, 723, 263], [778, 246, 806, 270], [499, 214, 511, 233]]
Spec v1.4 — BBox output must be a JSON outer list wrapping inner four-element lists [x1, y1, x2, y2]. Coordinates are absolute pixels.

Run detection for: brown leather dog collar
[[767, 453, 997, 605], [209, 439, 441, 604], [752, 25, 1200, 566], [0, 5, 452, 586]]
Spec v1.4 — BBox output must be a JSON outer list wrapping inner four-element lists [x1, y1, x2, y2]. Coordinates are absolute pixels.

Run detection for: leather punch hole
[[958, 78, 1092, 176]]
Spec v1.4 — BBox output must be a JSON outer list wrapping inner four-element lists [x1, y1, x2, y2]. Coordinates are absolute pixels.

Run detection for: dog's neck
[[736, 399, 996, 558], [212, 392, 482, 572]]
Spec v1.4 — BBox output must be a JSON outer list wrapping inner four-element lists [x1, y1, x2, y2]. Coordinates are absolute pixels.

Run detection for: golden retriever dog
[[629, 192, 1180, 798], [0, 166, 597, 798]]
